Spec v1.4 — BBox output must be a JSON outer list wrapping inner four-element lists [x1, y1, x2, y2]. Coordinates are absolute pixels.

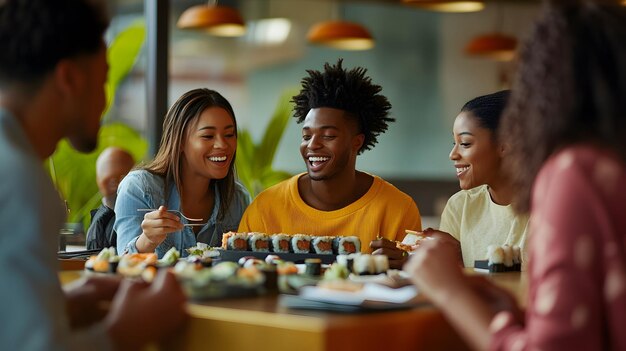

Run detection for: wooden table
[[58, 258, 87, 271], [60, 270, 525, 351], [176, 296, 468, 351]]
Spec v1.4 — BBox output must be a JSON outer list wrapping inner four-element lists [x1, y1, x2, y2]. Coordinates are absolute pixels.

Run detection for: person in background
[[86, 147, 135, 250], [405, 1, 626, 350], [238, 59, 422, 268], [115, 88, 251, 258], [0, 0, 186, 350]]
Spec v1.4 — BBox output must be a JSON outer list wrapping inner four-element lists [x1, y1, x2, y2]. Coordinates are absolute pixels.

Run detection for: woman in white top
[[438, 90, 529, 267], [373, 90, 528, 267]]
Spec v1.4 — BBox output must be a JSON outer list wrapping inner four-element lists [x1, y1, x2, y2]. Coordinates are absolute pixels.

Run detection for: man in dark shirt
[[86, 147, 134, 249]]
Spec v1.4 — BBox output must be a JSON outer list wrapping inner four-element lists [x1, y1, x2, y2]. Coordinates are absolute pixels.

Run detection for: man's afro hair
[[291, 59, 394, 154]]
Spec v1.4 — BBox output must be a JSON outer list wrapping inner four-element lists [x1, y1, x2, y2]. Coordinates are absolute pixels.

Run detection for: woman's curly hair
[[500, 0, 626, 214], [291, 59, 394, 154]]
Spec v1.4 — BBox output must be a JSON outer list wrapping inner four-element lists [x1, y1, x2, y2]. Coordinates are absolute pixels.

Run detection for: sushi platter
[[79, 232, 414, 306], [217, 249, 336, 264]]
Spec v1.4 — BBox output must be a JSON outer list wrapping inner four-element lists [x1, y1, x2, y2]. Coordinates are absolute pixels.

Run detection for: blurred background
[[63, 0, 544, 237]]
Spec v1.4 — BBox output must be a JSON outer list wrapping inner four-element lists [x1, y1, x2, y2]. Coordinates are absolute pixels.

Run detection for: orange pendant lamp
[[177, 1, 246, 37], [465, 33, 518, 61], [307, 20, 374, 51], [402, 0, 485, 13]]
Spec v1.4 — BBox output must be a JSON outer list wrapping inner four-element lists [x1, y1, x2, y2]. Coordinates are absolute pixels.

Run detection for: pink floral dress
[[490, 144, 626, 350]]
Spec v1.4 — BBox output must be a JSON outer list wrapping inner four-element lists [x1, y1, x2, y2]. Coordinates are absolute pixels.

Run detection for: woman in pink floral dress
[[404, 1, 626, 350]]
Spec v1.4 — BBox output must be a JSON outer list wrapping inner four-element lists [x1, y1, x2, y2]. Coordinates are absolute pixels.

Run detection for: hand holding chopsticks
[[135, 206, 207, 252], [137, 208, 207, 227]]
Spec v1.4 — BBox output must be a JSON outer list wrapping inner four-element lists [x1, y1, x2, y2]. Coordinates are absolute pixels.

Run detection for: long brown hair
[[500, 1, 626, 214], [142, 88, 238, 220]]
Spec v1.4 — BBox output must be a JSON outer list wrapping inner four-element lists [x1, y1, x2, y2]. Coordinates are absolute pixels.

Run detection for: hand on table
[[370, 238, 407, 269], [106, 270, 187, 351], [64, 275, 122, 328], [140, 205, 184, 247]]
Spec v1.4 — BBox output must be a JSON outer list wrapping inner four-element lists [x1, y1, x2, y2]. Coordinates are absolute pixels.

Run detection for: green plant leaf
[[103, 21, 145, 120], [235, 90, 296, 197], [254, 89, 297, 171], [235, 130, 256, 195]]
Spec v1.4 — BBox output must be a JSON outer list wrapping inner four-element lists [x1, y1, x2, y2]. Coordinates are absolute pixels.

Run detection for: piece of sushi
[[502, 245, 514, 271], [270, 233, 291, 253], [221, 231, 235, 249], [333, 236, 361, 255], [290, 234, 311, 254], [312, 236, 334, 255], [487, 245, 506, 273], [353, 254, 375, 275], [373, 255, 389, 274], [305, 258, 322, 276], [226, 232, 248, 251], [248, 232, 271, 252]]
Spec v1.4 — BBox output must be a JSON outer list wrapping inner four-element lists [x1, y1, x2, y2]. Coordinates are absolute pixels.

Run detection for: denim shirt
[[114, 170, 250, 258]]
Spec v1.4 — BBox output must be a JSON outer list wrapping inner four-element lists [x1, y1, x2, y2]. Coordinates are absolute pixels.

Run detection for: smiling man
[[238, 60, 421, 259], [0, 0, 186, 349]]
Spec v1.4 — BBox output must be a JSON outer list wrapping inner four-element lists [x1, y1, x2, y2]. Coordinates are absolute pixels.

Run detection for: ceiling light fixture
[[177, 1, 246, 37], [402, 0, 485, 13], [307, 20, 374, 51], [464, 2, 517, 62], [465, 33, 517, 61]]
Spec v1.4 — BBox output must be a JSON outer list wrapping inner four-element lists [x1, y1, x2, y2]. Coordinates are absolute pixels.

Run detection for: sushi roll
[[353, 254, 375, 275], [305, 258, 322, 276], [487, 245, 506, 273], [312, 236, 334, 255], [512, 245, 522, 271], [265, 254, 281, 265], [248, 232, 271, 252], [333, 236, 361, 255], [238, 256, 257, 266], [373, 255, 389, 274], [226, 232, 248, 251], [271, 233, 291, 253], [502, 245, 514, 271], [290, 234, 311, 254], [221, 231, 235, 249], [336, 254, 349, 268]]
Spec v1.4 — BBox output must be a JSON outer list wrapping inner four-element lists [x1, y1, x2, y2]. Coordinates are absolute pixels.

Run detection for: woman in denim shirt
[[115, 88, 251, 257]]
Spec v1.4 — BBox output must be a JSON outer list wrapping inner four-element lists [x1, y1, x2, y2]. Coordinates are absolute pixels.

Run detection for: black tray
[[217, 249, 336, 264]]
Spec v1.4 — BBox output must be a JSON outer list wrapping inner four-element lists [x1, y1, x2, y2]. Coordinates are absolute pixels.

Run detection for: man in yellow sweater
[[238, 60, 421, 268]]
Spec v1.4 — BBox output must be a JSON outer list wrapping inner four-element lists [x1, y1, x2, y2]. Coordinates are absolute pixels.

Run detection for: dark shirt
[[85, 203, 117, 250]]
